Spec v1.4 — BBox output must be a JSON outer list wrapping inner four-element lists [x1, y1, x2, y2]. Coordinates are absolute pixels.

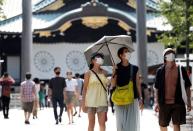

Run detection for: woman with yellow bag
[[111, 47, 144, 131]]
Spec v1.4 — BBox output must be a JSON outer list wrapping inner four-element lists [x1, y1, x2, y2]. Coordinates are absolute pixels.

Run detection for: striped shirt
[[20, 80, 36, 102]]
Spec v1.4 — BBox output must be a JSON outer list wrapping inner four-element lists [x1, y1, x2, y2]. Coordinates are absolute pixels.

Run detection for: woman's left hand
[[139, 99, 144, 110]]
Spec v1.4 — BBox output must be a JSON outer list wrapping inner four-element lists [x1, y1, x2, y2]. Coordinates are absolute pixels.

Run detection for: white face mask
[[165, 53, 175, 62], [125, 52, 131, 60], [95, 57, 104, 65]]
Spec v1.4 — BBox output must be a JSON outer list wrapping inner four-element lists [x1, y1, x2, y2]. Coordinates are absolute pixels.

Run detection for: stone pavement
[[0, 108, 175, 131]]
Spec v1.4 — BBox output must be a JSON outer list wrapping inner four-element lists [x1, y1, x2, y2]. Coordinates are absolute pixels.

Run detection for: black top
[[155, 65, 192, 105], [116, 63, 139, 98], [49, 77, 66, 98]]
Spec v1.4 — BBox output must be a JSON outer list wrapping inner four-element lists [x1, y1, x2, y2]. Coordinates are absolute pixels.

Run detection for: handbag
[[179, 65, 188, 105], [111, 65, 134, 106]]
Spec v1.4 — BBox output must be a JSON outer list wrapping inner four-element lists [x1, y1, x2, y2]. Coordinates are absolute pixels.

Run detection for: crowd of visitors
[[0, 47, 191, 131]]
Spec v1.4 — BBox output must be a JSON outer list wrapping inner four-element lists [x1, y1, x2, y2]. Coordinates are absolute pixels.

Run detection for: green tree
[[0, 0, 5, 20], [158, 0, 193, 52]]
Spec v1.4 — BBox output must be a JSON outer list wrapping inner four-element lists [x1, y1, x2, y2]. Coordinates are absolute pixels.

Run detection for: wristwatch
[[139, 97, 143, 100]]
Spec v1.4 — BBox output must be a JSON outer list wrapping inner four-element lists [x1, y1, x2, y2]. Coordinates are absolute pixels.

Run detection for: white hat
[[163, 48, 175, 57]]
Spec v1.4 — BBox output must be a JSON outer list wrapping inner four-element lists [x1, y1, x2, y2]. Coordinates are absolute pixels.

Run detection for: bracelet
[[139, 97, 143, 100]]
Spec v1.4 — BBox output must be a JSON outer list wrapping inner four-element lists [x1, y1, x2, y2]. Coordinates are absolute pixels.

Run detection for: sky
[[2, 0, 43, 19]]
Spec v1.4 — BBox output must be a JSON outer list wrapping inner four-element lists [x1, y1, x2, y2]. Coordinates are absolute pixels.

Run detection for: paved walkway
[[0, 108, 173, 131]]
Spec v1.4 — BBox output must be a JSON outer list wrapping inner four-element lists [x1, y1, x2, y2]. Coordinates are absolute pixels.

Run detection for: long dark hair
[[89, 63, 94, 70], [33, 77, 40, 84]]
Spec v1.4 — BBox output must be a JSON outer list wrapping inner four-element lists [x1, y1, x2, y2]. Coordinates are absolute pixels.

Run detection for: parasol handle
[[106, 42, 115, 66]]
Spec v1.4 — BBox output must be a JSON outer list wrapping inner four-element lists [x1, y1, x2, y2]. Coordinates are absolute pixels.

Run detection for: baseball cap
[[163, 48, 175, 57]]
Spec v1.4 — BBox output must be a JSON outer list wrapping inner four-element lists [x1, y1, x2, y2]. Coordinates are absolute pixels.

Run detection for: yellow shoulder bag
[[111, 65, 134, 105]]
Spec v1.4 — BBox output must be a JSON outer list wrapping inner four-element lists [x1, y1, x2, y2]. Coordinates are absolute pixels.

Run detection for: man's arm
[[33, 84, 37, 98], [186, 87, 191, 111], [0, 76, 3, 81], [20, 84, 23, 102], [63, 78, 67, 100], [8, 75, 15, 84], [154, 88, 159, 111], [48, 80, 52, 97], [154, 69, 160, 112], [182, 67, 192, 111]]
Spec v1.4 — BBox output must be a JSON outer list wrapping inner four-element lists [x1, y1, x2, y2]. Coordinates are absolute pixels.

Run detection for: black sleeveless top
[[116, 63, 139, 98]]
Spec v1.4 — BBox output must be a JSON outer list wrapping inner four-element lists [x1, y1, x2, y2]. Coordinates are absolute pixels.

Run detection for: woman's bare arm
[[136, 71, 142, 99], [82, 71, 90, 112]]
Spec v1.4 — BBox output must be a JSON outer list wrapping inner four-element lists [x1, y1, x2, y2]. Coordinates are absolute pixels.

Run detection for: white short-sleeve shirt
[[65, 79, 78, 92]]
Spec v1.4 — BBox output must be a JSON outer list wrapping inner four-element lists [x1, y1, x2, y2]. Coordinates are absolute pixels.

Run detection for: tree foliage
[[0, 0, 5, 20], [158, 0, 193, 51]]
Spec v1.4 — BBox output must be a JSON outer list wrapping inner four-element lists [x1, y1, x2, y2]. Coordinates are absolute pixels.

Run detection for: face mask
[[125, 52, 131, 60], [55, 72, 60, 75], [165, 53, 175, 61], [67, 74, 72, 79], [95, 57, 104, 65]]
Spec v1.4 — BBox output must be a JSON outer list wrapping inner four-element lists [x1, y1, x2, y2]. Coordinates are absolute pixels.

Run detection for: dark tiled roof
[[33, 0, 58, 12], [0, 0, 165, 33], [0, 12, 62, 33]]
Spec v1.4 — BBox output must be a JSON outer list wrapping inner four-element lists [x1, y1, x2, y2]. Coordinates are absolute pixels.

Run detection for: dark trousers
[[0, 97, 2, 111], [52, 96, 64, 120], [2, 96, 10, 118]]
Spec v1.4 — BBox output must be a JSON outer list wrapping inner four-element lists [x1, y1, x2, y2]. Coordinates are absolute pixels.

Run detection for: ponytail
[[89, 63, 94, 70]]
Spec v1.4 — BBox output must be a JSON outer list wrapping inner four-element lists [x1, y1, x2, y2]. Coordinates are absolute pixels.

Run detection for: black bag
[[0, 86, 2, 111]]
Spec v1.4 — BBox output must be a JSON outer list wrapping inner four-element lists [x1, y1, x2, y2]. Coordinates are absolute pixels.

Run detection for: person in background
[[82, 53, 109, 131], [148, 85, 154, 109], [39, 82, 46, 110], [32, 78, 40, 119], [154, 48, 191, 131], [0, 72, 15, 119], [20, 72, 36, 124], [44, 83, 50, 107], [65, 71, 78, 124], [74, 73, 84, 117], [111, 47, 143, 131], [49, 67, 66, 124]]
